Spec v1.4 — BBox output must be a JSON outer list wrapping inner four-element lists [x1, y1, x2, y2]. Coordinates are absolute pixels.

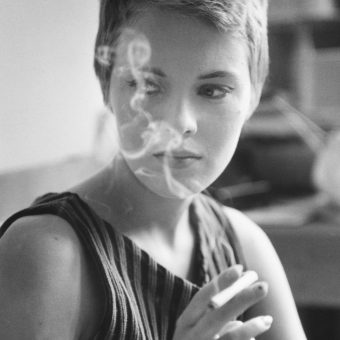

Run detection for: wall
[[0, 0, 103, 172]]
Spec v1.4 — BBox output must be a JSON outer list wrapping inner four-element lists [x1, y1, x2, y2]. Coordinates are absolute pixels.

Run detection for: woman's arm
[[0, 215, 101, 340], [225, 207, 307, 340]]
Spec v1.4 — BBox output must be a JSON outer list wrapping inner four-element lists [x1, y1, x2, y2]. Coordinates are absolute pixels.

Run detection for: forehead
[[116, 7, 249, 78]]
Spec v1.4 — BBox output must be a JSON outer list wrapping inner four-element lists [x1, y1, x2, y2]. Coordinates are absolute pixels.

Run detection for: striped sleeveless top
[[0, 192, 245, 340]]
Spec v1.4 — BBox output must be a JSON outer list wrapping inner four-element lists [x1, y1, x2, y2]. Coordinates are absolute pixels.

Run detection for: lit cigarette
[[210, 271, 259, 309]]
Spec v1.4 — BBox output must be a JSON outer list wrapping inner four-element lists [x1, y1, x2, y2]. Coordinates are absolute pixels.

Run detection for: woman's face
[[109, 7, 253, 199]]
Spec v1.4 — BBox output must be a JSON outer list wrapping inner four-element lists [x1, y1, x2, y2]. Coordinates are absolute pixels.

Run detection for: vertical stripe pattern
[[0, 192, 244, 339]]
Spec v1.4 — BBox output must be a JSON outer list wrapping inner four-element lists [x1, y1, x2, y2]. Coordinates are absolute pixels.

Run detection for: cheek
[[206, 91, 250, 148], [110, 88, 150, 152], [117, 114, 150, 152], [202, 113, 245, 165], [204, 108, 245, 144]]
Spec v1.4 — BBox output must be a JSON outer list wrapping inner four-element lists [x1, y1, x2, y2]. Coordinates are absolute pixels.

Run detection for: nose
[[168, 98, 198, 137]]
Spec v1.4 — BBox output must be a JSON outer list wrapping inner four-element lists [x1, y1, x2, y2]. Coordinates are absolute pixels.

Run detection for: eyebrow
[[138, 67, 238, 81], [198, 70, 238, 80], [141, 66, 166, 78]]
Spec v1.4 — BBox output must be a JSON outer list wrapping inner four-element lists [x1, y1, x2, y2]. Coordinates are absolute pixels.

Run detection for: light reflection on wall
[[0, 0, 103, 172]]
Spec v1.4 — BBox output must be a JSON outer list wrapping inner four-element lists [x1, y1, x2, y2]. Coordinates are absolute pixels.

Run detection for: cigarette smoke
[[96, 29, 201, 198]]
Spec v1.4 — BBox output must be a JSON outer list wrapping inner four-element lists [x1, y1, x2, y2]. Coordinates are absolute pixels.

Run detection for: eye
[[143, 79, 161, 95], [127, 78, 162, 96], [198, 84, 233, 99]]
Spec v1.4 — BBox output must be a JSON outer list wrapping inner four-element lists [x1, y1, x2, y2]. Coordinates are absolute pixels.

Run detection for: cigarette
[[209, 271, 259, 309]]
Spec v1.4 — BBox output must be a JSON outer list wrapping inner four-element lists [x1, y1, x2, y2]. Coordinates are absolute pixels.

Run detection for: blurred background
[[0, 0, 112, 218], [1, 0, 340, 339]]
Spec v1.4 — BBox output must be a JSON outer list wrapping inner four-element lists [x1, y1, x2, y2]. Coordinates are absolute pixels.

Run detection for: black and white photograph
[[1, 1, 340, 339]]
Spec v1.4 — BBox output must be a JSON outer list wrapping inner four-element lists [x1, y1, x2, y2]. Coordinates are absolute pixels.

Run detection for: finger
[[213, 321, 243, 340], [180, 265, 243, 326], [201, 281, 268, 332], [209, 271, 258, 309], [220, 315, 273, 340], [211, 265, 244, 294]]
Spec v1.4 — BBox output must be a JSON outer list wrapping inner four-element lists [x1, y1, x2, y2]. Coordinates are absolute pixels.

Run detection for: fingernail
[[256, 282, 269, 294], [262, 315, 273, 328]]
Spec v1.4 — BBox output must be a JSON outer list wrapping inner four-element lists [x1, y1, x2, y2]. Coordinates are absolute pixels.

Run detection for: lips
[[152, 150, 202, 170], [153, 150, 202, 160]]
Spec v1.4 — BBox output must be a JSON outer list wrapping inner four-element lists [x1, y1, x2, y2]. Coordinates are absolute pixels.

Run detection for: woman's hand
[[173, 266, 272, 340]]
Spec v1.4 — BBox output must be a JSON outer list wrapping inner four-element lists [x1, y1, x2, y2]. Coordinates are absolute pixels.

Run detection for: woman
[[0, 1, 307, 339]]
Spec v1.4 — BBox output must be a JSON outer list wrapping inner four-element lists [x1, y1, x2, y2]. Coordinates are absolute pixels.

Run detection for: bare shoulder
[[223, 206, 307, 340], [0, 215, 85, 295], [222, 206, 272, 257], [223, 205, 285, 279], [0, 215, 103, 339], [1, 214, 82, 264], [223, 206, 265, 236]]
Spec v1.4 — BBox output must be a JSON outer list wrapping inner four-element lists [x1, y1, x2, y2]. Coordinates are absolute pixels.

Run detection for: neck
[[91, 154, 196, 245]]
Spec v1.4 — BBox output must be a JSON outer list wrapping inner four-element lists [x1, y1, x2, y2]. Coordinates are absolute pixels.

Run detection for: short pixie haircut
[[94, 0, 269, 108]]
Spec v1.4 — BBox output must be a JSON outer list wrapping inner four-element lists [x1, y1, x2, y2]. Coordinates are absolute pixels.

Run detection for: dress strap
[[192, 193, 248, 270]]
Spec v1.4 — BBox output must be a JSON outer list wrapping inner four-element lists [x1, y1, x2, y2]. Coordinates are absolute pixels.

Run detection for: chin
[[137, 172, 204, 200]]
